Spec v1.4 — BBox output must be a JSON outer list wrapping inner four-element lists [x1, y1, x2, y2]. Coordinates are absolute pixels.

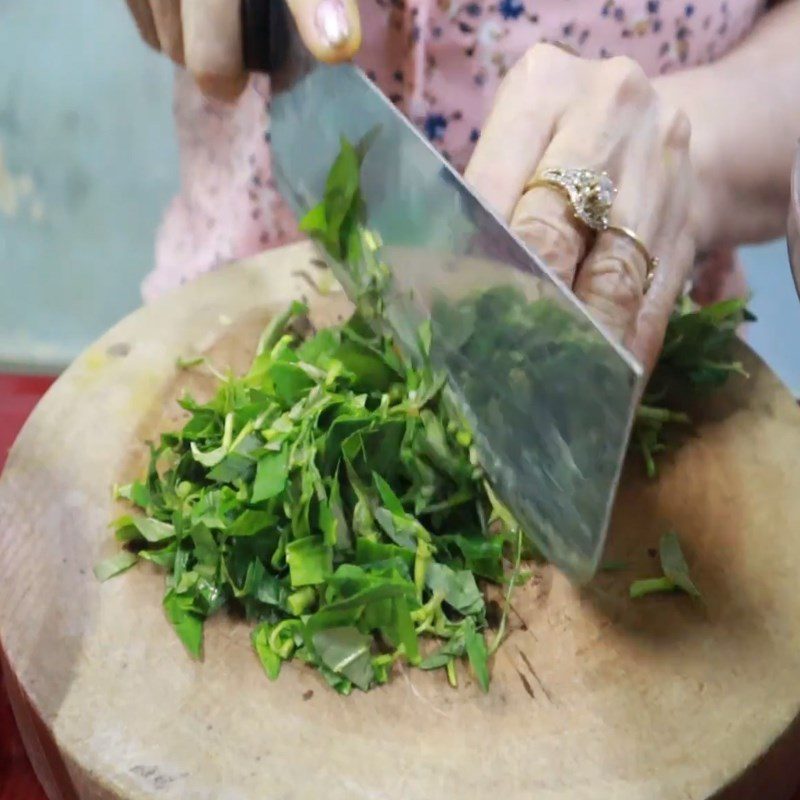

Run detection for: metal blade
[[269, 33, 643, 583]]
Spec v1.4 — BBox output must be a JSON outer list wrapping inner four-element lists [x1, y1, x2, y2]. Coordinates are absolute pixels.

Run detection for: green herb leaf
[[93, 550, 139, 582], [252, 623, 282, 680], [425, 562, 484, 616], [463, 618, 490, 692], [252, 448, 290, 503], [286, 536, 334, 587], [659, 531, 702, 598], [163, 589, 204, 659], [114, 514, 175, 544], [312, 626, 374, 691], [419, 633, 466, 670], [629, 531, 701, 599]]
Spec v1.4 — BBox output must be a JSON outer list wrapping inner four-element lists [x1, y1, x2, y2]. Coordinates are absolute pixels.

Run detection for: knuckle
[[603, 56, 653, 104], [522, 42, 558, 70], [512, 213, 583, 268], [508, 42, 568, 87], [584, 254, 644, 312]]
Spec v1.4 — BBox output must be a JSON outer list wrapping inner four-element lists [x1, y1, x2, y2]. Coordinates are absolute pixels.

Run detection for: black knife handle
[[241, 0, 290, 73]]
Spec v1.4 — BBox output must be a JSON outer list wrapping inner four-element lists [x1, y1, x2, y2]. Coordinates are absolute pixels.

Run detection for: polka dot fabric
[[143, 0, 766, 302]]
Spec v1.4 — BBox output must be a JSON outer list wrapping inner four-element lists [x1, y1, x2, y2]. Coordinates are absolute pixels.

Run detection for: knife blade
[[242, 0, 644, 582]]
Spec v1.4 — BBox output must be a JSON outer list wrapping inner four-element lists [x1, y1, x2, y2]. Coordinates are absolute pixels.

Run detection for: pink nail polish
[[315, 0, 350, 48]]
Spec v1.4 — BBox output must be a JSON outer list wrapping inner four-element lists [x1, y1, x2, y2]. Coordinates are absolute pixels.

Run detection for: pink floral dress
[[142, 0, 767, 302]]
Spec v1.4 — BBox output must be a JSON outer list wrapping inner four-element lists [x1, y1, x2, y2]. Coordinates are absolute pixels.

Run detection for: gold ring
[[524, 167, 617, 232], [606, 224, 660, 291]]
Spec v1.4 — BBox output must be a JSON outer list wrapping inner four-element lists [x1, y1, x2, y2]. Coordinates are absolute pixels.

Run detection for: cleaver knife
[[241, 0, 644, 583]]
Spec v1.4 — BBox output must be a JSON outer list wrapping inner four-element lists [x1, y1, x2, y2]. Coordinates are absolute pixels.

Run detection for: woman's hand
[[465, 44, 694, 375], [125, 0, 361, 100]]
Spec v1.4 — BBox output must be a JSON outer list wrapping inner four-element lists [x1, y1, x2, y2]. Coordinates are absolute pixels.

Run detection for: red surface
[[0, 374, 54, 800]]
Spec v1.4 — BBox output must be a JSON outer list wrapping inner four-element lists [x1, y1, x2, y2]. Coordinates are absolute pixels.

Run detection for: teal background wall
[[0, 0, 798, 394], [0, 0, 177, 369]]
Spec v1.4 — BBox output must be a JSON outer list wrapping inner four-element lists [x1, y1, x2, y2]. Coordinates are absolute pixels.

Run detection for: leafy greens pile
[[97, 137, 750, 694], [102, 297, 521, 694], [634, 296, 754, 477]]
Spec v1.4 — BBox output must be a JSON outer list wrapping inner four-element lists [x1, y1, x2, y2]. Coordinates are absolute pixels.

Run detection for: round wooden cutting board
[[2, 241, 800, 800]]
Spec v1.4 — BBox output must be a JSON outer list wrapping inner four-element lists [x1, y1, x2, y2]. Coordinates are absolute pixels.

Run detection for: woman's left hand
[[465, 43, 695, 375], [125, 0, 361, 101]]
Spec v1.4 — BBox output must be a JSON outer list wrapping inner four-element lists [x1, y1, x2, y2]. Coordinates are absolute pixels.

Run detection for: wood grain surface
[[2, 242, 800, 800]]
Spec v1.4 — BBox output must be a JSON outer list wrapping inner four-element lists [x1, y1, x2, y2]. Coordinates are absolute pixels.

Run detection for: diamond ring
[[524, 167, 617, 232]]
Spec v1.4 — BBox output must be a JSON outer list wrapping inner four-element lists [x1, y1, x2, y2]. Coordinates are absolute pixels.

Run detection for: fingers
[[510, 186, 589, 286], [626, 108, 693, 369], [464, 44, 575, 217], [150, 0, 184, 65], [574, 229, 650, 344], [182, 0, 248, 101], [126, 1, 183, 63], [631, 234, 695, 375], [287, 0, 362, 63], [126, 0, 160, 50], [127, 0, 361, 102]]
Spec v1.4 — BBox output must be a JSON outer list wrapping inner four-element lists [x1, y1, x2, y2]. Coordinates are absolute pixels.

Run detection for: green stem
[[229, 420, 254, 454], [256, 303, 301, 356], [445, 659, 458, 688], [629, 576, 676, 599], [489, 526, 524, 656], [287, 586, 316, 615], [411, 591, 444, 624], [222, 412, 235, 450], [636, 405, 691, 424], [638, 434, 657, 480], [269, 620, 300, 658], [698, 359, 749, 378], [414, 540, 432, 601], [176, 355, 206, 370]]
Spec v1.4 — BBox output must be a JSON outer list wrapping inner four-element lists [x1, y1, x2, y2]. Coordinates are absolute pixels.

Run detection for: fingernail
[[315, 0, 350, 48], [195, 73, 249, 104]]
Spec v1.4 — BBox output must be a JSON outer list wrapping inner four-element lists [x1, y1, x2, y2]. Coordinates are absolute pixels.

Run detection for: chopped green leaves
[[253, 623, 282, 680], [635, 296, 752, 478], [163, 589, 204, 658], [463, 617, 490, 693], [425, 563, 484, 616], [252, 448, 289, 502], [312, 627, 374, 691], [659, 530, 702, 597], [630, 531, 702, 599], [100, 295, 518, 692], [286, 537, 334, 587], [94, 550, 139, 581], [114, 514, 174, 544]]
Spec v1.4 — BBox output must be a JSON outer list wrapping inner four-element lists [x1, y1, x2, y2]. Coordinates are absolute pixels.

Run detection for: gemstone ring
[[523, 167, 617, 232]]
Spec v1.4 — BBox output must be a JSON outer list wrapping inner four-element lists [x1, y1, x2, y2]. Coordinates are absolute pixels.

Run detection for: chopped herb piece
[[93, 550, 139, 582], [630, 531, 701, 599]]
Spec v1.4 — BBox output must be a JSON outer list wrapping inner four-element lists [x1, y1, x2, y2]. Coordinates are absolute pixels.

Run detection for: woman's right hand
[[125, 0, 361, 101]]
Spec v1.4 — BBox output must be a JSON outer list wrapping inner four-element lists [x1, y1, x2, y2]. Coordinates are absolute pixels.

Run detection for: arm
[[655, 0, 800, 252]]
